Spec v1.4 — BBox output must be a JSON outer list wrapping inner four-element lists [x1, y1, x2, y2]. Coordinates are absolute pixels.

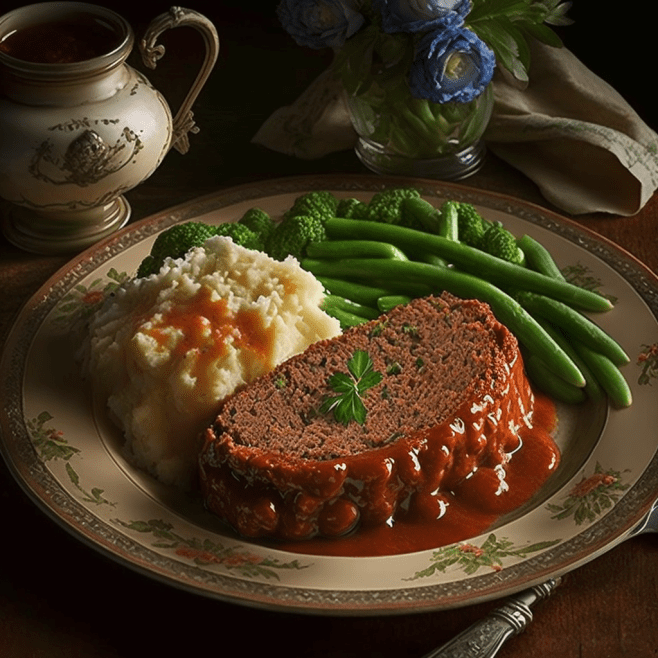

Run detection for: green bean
[[324, 218, 613, 313], [513, 242, 615, 404], [512, 236, 607, 403], [322, 295, 380, 320], [571, 340, 633, 408], [377, 295, 412, 313], [323, 305, 370, 329], [402, 197, 457, 266], [401, 196, 442, 234], [302, 257, 585, 388], [438, 201, 460, 241], [416, 252, 448, 267], [307, 240, 408, 260], [515, 290, 629, 366], [533, 316, 606, 404], [369, 279, 433, 298], [524, 352, 587, 405], [517, 234, 566, 281], [317, 277, 395, 307]]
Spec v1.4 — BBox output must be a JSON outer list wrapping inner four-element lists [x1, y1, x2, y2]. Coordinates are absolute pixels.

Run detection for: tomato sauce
[[271, 394, 558, 557], [140, 287, 275, 375]]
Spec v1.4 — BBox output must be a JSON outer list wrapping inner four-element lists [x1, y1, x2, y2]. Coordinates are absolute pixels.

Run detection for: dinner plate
[[2, 174, 658, 615]]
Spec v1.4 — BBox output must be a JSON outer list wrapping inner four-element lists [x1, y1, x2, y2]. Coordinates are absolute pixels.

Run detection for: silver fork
[[423, 498, 658, 658]]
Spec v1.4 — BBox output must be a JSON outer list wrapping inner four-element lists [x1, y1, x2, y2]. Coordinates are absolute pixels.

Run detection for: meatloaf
[[199, 293, 536, 541]]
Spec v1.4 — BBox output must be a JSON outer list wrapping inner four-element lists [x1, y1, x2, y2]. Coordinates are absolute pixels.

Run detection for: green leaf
[[522, 21, 564, 47], [471, 21, 530, 82], [540, 0, 574, 26], [66, 462, 80, 486], [37, 411, 54, 424], [467, 0, 570, 81], [121, 520, 155, 532], [348, 350, 372, 379], [468, 0, 533, 23], [320, 350, 382, 425], [327, 372, 355, 393], [335, 390, 367, 425], [358, 369, 384, 393], [376, 32, 409, 68], [333, 26, 378, 95]]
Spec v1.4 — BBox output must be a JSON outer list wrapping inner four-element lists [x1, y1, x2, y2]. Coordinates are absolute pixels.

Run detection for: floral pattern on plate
[[2, 175, 658, 614], [408, 535, 562, 579]]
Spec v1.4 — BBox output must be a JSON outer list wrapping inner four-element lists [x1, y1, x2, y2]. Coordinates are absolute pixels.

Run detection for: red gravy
[[139, 287, 276, 375], [0, 17, 121, 63], [267, 393, 559, 557]]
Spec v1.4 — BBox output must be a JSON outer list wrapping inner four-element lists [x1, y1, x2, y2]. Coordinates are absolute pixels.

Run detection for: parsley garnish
[[320, 350, 383, 425]]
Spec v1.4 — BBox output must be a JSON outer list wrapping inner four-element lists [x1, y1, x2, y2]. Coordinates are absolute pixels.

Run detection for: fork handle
[[422, 578, 561, 658]]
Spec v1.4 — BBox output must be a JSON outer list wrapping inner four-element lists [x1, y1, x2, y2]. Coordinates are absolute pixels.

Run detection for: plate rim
[[2, 174, 658, 616]]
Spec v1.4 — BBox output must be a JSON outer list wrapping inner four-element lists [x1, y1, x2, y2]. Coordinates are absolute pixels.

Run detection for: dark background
[[122, 0, 656, 133], [3, 0, 655, 133], [120, 0, 656, 132]]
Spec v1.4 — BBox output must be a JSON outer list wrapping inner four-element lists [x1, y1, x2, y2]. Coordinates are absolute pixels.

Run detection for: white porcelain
[[0, 3, 219, 254], [1, 176, 657, 614]]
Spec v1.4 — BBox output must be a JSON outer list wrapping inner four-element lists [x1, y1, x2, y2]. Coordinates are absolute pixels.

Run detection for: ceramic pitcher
[[0, 2, 219, 254]]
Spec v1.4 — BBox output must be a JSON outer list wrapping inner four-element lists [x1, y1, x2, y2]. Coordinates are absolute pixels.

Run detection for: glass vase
[[346, 81, 494, 180]]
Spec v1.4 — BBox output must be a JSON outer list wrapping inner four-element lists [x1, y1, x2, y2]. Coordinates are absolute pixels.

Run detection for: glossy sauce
[[140, 287, 276, 375], [0, 18, 121, 63], [272, 394, 558, 557]]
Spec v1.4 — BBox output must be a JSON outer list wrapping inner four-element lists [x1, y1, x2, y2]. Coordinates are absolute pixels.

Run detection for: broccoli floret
[[284, 191, 339, 223], [364, 188, 422, 225], [265, 214, 327, 261], [336, 197, 368, 219], [238, 207, 275, 243], [137, 221, 218, 277], [456, 202, 488, 248], [136, 255, 158, 278], [480, 221, 525, 264], [214, 222, 263, 251]]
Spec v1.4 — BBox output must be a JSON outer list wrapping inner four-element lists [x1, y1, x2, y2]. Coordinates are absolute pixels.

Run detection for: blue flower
[[374, 0, 471, 34], [277, 0, 365, 50], [408, 27, 496, 103]]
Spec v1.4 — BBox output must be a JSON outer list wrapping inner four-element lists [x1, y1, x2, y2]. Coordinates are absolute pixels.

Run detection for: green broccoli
[[213, 222, 263, 251], [455, 202, 489, 248], [364, 187, 422, 225], [284, 191, 339, 224], [265, 214, 327, 261], [137, 221, 218, 277], [238, 207, 275, 243], [336, 197, 368, 219], [480, 221, 525, 265]]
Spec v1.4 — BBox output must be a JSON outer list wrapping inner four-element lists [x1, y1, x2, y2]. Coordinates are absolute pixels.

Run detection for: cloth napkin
[[252, 40, 658, 216]]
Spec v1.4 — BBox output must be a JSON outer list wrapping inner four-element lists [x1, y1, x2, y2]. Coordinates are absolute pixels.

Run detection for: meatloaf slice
[[199, 293, 535, 541]]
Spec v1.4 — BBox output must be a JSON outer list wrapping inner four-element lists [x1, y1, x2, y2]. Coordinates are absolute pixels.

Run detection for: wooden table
[[1, 4, 657, 657]]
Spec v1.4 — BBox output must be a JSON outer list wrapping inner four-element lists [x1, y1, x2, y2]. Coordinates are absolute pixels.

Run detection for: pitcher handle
[[139, 6, 219, 155]]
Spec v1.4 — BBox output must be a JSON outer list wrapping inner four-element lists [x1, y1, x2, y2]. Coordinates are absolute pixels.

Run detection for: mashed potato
[[82, 236, 342, 489]]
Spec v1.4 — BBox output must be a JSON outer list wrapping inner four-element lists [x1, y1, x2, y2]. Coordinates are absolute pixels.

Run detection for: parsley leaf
[[320, 350, 383, 425]]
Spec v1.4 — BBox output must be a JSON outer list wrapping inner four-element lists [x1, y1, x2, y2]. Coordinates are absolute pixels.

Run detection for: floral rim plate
[[2, 174, 658, 615]]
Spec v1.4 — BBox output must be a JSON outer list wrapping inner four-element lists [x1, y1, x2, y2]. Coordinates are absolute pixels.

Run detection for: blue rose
[[277, 0, 365, 49], [408, 27, 495, 103], [374, 0, 471, 34]]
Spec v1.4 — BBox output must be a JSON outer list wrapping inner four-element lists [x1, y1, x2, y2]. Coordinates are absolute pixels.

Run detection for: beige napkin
[[253, 40, 658, 216]]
